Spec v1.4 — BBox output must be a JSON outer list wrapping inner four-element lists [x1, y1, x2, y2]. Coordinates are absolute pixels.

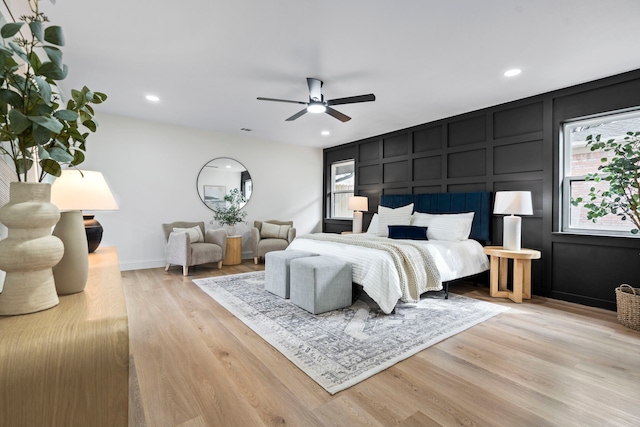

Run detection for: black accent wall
[[323, 69, 640, 310]]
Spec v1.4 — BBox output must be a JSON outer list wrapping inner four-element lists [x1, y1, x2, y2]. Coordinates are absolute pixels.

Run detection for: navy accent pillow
[[387, 225, 428, 240]]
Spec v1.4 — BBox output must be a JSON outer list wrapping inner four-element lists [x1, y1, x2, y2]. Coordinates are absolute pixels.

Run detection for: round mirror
[[196, 157, 252, 210]]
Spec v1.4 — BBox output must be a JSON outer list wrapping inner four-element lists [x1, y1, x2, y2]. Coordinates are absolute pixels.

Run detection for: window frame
[[560, 108, 640, 237], [329, 159, 355, 219]]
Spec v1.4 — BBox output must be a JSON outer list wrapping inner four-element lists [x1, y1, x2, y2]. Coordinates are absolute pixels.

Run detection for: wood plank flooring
[[123, 261, 640, 426]]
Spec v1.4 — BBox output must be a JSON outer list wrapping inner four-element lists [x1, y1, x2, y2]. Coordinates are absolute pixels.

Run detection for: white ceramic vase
[[0, 182, 64, 315], [226, 225, 236, 236]]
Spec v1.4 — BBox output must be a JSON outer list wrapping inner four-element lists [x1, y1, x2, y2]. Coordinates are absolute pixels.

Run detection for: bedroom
[[1, 0, 640, 426]]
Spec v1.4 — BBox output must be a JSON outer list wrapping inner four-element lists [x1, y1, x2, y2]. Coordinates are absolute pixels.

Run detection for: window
[[329, 160, 355, 218], [561, 109, 640, 235]]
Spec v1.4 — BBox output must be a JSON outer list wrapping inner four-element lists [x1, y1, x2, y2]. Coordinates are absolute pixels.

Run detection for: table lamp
[[348, 196, 368, 234], [51, 170, 119, 294], [493, 191, 533, 251]]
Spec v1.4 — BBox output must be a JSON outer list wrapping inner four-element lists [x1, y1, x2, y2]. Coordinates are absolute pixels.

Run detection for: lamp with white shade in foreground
[[493, 191, 533, 251], [51, 170, 119, 294], [348, 196, 368, 234]]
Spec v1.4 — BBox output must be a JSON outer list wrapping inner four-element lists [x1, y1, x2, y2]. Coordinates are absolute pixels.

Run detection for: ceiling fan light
[[307, 103, 326, 114]]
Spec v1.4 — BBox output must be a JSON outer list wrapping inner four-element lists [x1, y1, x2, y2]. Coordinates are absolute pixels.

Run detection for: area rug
[[192, 271, 509, 395]]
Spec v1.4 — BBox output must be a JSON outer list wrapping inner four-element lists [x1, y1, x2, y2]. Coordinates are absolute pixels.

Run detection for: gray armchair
[[252, 220, 296, 264], [162, 221, 227, 276]]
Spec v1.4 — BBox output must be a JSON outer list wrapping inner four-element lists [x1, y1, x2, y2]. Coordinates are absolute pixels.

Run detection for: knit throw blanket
[[299, 233, 442, 303]]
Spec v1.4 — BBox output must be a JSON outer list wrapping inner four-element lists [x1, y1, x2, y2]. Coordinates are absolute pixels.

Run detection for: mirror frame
[[196, 157, 252, 211]]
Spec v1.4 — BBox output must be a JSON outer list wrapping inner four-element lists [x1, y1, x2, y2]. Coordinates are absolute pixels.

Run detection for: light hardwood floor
[[123, 261, 640, 427]]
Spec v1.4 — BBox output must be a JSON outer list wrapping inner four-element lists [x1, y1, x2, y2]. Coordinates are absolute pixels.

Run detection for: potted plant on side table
[[572, 131, 640, 330], [212, 188, 248, 236], [0, 0, 107, 315]]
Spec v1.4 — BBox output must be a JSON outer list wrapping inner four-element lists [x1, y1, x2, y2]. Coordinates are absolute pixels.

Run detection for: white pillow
[[411, 212, 474, 241], [377, 203, 414, 237], [173, 226, 204, 243], [366, 214, 379, 234]]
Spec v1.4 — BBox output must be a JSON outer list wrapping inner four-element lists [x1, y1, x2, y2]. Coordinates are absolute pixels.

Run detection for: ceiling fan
[[257, 77, 375, 122]]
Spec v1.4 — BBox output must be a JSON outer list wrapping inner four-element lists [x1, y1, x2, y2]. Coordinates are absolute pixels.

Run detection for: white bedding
[[287, 234, 490, 314]]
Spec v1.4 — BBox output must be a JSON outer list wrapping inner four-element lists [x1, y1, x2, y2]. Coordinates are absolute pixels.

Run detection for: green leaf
[[38, 62, 68, 80], [8, 109, 30, 133], [34, 76, 52, 106], [42, 46, 63, 68], [29, 21, 44, 42], [32, 122, 52, 144], [1, 22, 24, 38], [71, 149, 85, 165], [40, 158, 62, 176], [0, 89, 23, 108], [28, 115, 64, 133], [47, 146, 74, 162], [83, 119, 97, 132], [44, 25, 65, 46], [54, 109, 79, 121]]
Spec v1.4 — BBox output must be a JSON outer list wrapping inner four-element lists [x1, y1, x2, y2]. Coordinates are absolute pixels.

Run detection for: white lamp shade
[[51, 170, 119, 211], [493, 191, 533, 215], [348, 196, 368, 212]]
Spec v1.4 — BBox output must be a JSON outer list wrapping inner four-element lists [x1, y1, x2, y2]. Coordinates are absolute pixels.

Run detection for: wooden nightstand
[[483, 246, 541, 303], [224, 235, 242, 266]]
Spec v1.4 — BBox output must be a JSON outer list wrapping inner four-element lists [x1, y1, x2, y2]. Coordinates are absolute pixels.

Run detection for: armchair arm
[[251, 227, 261, 255], [287, 227, 296, 243], [205, 229, 228, 258], [166, 231, 190, 265]]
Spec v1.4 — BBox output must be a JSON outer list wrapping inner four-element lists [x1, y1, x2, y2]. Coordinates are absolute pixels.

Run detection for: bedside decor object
[[50, 170, 118, 294], [212, 188, 248, 236], [484, 246, 541, 303], [348, 196, 368, 234], [0, 182, 63, 315], [493, 191, 533, 251]]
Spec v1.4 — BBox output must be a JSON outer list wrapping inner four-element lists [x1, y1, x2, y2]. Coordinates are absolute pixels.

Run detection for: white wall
[[78, 114, 324, 271]]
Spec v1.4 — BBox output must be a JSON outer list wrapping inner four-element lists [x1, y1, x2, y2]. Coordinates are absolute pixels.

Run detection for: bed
[[287, 192, 492, 314]]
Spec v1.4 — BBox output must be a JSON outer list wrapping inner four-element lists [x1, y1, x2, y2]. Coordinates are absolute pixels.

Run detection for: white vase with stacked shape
[[0, 182, 64, 315]]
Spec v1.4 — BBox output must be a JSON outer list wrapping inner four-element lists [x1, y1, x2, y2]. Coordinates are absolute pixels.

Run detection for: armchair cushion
[[261, 222, 291, 239], [172, 225, 204, 243]]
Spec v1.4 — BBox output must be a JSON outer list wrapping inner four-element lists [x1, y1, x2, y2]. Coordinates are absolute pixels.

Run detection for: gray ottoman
[[290, 256, 352, 314], [265, 250, 317, 298]]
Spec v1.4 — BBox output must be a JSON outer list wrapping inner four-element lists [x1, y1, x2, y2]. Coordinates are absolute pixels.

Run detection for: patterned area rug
[[193, 271, 509, 395]]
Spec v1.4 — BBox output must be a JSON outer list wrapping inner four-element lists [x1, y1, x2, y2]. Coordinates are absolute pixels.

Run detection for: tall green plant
[[0, 0, 106, 182], [213, 188, 248, 226], [572, 132, 640, 234]]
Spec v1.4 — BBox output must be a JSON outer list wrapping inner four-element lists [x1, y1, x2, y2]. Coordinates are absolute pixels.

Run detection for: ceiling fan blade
[[307, 78, 323, 102], [257, 97, 307, 105], [285, 108, 308, 121], [327, 94, 376, 106], [325, 107, 351, 122]]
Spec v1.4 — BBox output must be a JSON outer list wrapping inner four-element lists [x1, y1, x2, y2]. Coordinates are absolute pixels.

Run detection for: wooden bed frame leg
[[444, 282, 449, 299]]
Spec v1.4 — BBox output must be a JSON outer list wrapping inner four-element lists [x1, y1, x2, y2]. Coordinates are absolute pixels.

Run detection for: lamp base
[[503, 215, 522, 251], [53, 211, 89, 294], [83, 214, 103, 253], [352, 211, 363, 234]]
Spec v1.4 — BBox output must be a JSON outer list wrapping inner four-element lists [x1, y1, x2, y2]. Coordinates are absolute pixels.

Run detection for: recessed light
[[321, 130, 330, 136], [145, 95, 160, 102], [504, 69, 521, 77]]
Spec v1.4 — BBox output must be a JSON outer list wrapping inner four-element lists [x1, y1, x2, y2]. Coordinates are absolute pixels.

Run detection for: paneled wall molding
[[324, 68, 640, 310]]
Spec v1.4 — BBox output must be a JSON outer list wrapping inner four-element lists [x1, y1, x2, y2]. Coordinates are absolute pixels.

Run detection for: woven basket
[[615, 284, 640, 331]]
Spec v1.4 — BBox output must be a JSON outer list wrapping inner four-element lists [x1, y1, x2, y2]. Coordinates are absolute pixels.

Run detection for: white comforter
[[287, 234, 490, 314]]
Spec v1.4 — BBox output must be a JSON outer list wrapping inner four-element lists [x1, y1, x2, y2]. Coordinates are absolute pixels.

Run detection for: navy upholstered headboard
[[379, 191, 492, 242]]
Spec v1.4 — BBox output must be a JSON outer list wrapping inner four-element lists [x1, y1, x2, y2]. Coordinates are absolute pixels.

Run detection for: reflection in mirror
[[196, 158, 252, 211]]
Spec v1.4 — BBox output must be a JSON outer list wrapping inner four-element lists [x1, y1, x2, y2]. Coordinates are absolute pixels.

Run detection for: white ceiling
[[28, 0, 640, 149]]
